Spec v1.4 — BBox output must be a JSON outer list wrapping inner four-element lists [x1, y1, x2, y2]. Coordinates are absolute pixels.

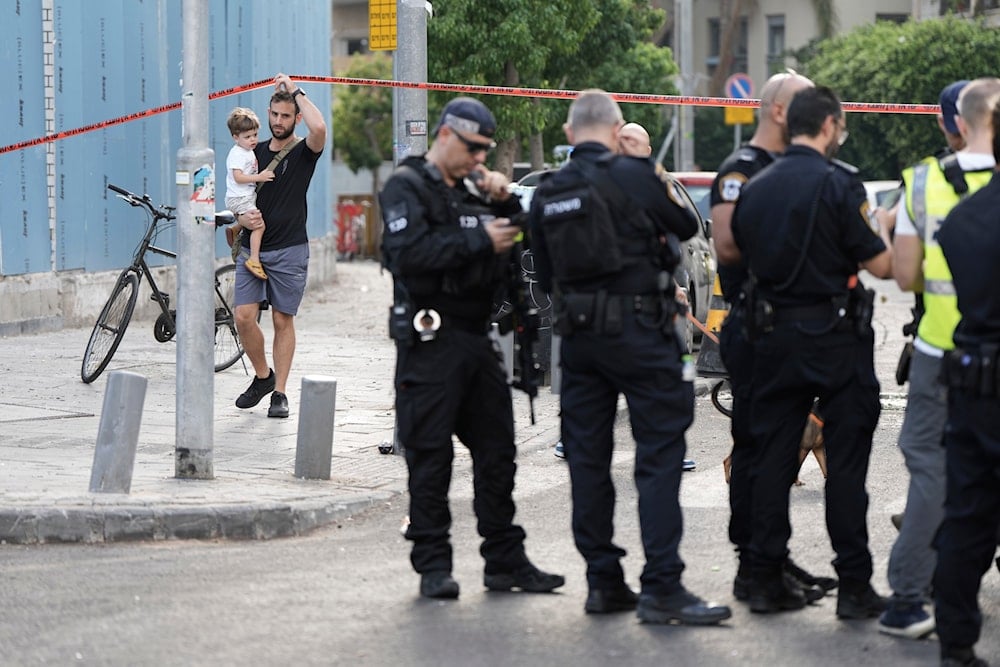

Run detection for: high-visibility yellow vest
[[902, 157, 992, 350]]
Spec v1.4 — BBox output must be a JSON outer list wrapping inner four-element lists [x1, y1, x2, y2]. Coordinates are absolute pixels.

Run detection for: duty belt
[[942, 344, 1000, 396], [555, 291, 675, 336], [772, 302, 845, 324]]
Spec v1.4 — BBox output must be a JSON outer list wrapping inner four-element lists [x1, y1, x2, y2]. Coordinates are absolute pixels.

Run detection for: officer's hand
[[471, 166, 512, 202], [484, 218, 520, 254]]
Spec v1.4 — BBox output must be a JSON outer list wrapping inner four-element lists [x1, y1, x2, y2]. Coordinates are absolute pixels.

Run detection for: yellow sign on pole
[[369, 0, 397, 51], [725, 106, 755, 126]]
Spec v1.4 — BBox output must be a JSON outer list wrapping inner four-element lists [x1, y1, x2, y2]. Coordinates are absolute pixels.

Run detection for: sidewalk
[[0, 260, 601, 544]]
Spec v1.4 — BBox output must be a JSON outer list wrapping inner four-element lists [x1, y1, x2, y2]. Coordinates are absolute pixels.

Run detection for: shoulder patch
[[383, 202, 409, 234], [717, 172, 749, 203], [736, 148, 757, 162]]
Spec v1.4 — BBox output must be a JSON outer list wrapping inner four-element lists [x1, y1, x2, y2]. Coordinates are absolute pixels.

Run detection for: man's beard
[[270, 122, 293, 140], [824, 137, 840, 160]]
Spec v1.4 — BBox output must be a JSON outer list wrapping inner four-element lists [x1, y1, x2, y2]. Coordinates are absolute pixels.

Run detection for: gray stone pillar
[[90, 371, 147, 493], [295, 376, 337, 479]]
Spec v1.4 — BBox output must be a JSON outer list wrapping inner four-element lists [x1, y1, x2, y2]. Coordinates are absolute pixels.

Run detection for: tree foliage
[[428, 0, 679, 173], [332, 54, 394, 174], [795, 16, 1000, 179]]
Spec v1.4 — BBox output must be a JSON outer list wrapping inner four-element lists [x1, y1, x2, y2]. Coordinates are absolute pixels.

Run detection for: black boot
[[420, 571, 460, 599], [749, 568, 807, 614]]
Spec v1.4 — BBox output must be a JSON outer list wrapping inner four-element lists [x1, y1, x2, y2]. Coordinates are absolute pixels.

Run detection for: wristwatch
[[292, 88, 306, 99]]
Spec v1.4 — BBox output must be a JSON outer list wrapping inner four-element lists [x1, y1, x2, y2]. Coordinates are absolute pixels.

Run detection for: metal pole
[[392, 0, 429, 165], [175, 0, 215, 479], [674, 0, 695, 171], [90, 371, 148, 494]]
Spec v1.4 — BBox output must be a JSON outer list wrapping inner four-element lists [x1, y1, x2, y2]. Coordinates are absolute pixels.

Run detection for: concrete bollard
[[490, 322, 514, 383], [295, 375, 337, 480], [89, 371, 148, 494]]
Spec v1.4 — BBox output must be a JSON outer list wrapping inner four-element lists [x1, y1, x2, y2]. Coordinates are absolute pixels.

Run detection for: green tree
[[428, 0, 678, 175], [795, 16, 1000, 179], [333, 54, 394, 183]]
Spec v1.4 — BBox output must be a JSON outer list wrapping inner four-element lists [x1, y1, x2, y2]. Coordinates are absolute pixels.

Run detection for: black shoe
[[941, 646, 989, 667], [749, 573, 808, 614], [637, 589, 732, 625], [785, 558, 838, 592], [268, 391, 289, 418], [837, 583, 888, 620], [236, 369, 275, 408], [420, 571, 460, 599], [733, 574, 750, 601], [484, 562, 565, 593], [585, 583, 639, 613], [892, 513, 904, 531]]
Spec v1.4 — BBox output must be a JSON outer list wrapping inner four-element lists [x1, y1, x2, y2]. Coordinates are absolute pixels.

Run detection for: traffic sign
[[725, 106, 755, 125], [369, 0, 397, 51], [724, 73, 754, 100]]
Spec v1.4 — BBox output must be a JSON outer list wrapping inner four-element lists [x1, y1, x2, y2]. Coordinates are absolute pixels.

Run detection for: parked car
[[511, 166, 717, 349]]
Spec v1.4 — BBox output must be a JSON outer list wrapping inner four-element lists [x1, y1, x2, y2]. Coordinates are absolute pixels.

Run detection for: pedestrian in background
[[934, 91, 1000, 667], [731, 86, 894, 618], [232, 73, 326, 419], [708, 71, 835, 605], [529, 89, 731, 625], [881, 77, 999, 640], [379, 96, 564, 600]]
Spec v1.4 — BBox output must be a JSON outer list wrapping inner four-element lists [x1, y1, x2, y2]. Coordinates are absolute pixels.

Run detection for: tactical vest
[[534, 155, 674, 291], [902, 156, 992, 350]]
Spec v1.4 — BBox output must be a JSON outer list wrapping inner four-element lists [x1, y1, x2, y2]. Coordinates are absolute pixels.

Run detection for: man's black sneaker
[[749, 573, 808, 614], [837, 583, 889, 620], [268, 391, 289, 418], [941, 646, 989, 667], [733, 574, 751, 601], [637, 588, 732, 625], [484, 563, 565, 593], [235, 369, 275, 408], [786, 558, 838, 592], [420, 571, 459, 599], [585, 583, 639, 613]]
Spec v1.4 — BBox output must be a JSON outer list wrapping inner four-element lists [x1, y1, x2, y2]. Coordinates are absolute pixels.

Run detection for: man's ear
[[563, 122, 574, 144]]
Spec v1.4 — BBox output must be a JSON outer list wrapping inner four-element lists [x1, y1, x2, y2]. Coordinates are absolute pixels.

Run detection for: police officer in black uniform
[[934, 102, 1000, 667], [379, 97, 564, 600], [529, 89, 731, 625], [709, 72, 834, 603], [731, 86, 894, 618]]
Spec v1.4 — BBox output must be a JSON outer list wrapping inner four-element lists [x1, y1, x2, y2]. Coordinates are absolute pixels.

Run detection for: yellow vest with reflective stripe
[[902, 159, 992, 350]]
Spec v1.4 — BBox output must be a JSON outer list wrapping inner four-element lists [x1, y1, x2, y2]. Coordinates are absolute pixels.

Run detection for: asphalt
[[0, 259, 715, 544]]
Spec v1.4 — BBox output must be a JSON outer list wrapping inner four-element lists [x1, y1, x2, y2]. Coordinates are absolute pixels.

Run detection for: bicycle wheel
[[710, 379, 734, 418], [213, 264, 245, 371], [81, 270, 140, 383]]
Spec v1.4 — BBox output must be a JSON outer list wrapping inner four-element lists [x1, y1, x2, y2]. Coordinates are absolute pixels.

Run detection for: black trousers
[[395, 329, 528, 575], [747, 323, 880, 583], [719, 306, 756, 565], [559, 311, 693, 595], [934, 391, 1000, 652]]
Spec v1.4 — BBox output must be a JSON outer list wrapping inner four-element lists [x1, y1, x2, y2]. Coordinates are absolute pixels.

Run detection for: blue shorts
[[234, 242, 309, 315]]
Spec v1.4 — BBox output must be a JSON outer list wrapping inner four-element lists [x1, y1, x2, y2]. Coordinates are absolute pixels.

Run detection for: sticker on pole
[[190, 164, 215, 224]]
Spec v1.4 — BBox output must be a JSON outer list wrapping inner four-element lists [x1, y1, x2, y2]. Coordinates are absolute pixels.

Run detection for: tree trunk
[[709, 0, 742, 96], [494, 60, 521, 178]]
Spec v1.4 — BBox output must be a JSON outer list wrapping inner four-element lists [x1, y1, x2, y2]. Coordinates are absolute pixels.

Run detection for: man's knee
[[235, 304, 260, 330]]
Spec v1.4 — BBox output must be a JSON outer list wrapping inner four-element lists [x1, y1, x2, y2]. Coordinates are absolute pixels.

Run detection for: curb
[[0, 490, 399, 545]]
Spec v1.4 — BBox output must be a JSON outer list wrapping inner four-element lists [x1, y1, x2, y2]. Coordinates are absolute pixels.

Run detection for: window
[[347, 38, 369, 55], [875, 13, 908, 23], [707, 16, 748, 77], [766, 15, 785, 75]]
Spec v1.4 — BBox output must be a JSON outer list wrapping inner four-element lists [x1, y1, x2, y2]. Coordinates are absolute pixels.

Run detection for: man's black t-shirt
[[252, 139, 322, 251], [710, 145, 775, 301]]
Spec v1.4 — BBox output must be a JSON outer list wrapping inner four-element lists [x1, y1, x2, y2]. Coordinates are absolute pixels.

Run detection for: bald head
[[760, 71, 814, 113], [619, 122, 652, 157]]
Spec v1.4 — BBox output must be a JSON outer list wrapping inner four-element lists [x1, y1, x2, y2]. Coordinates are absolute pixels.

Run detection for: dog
[[722, 405, 828, 486]]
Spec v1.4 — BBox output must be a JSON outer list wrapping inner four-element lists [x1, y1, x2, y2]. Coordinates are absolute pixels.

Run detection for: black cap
[[434, 97, 497, 139], [939, 80, 969, 135]]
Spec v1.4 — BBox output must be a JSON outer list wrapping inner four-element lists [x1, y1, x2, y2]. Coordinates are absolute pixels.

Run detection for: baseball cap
[[939, 80, 969, 135], [434, 97, 497, 139]]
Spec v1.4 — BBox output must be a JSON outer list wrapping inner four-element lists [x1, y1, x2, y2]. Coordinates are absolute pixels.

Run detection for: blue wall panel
[[6, 0, 330, 277], [0, 0, 50, 275]]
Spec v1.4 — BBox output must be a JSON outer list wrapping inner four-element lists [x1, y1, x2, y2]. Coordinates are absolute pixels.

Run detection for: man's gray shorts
[[234, 242, 309, 315]]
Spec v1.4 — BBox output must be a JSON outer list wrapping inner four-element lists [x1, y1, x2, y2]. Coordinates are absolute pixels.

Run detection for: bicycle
[[81, 183, 247, 383]]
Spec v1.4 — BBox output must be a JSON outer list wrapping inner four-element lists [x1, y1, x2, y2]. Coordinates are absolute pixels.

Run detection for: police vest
[[534, 156, 670, 289], [902, 156, 992, 350]]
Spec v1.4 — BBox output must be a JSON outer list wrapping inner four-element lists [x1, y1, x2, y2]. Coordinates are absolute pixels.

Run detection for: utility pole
[[174, 0, 215, 479], [674, 0, 695, 171], [392, 0, 429, 164]]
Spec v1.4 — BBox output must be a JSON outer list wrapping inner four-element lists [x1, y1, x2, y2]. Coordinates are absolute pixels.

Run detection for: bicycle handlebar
[[108, 183, 175, 221]]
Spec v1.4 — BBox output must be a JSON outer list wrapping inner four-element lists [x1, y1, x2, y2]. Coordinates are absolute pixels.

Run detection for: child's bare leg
[[249, 225, 264, 262]]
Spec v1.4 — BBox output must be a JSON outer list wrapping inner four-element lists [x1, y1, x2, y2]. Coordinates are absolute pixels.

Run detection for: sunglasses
[[452, 128, 495, 155]]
